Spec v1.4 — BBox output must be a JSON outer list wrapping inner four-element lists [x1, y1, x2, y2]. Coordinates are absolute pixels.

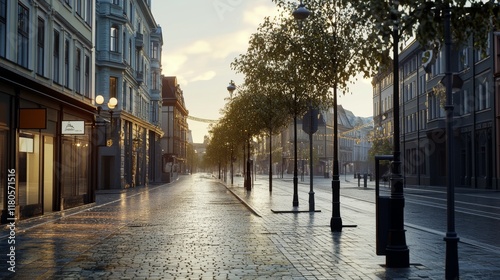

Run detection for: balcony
[[136, 71, 143, 85], [135, 33, 143, 49]]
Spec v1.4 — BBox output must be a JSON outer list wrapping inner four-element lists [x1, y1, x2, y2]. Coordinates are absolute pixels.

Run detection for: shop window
[[18, 134, 40, 207], [61, 136, 90, 198]]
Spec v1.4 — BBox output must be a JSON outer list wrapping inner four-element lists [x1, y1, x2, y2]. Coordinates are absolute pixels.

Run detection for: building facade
[[160, 76, 189, 182], [95, 0, 163, 189], [372, 33, 500, 189], [0, 0, 96, 223]]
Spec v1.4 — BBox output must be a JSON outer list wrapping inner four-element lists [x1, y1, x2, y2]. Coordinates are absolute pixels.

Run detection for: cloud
[[185, 40, 212, 54], [190, 71, 217, 82], [163, 53, 187, 74]]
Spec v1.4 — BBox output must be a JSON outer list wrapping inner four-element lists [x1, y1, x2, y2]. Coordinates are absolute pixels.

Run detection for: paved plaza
[[1, 173, 499, 279]]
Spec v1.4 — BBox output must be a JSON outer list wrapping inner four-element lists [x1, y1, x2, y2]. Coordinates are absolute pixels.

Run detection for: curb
[[220, 181, 263, 217]]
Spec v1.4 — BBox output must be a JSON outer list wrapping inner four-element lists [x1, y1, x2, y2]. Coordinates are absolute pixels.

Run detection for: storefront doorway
[[43, 136, 54, 213]]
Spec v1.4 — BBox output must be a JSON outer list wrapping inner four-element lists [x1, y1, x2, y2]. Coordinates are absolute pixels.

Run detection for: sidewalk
[[1, 184, 161, 239], [1, 174, 498, 279], [224, 174, 500, 279]]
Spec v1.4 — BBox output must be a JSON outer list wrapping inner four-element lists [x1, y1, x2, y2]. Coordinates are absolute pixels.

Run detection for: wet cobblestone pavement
[[1, 173, 499, 279]]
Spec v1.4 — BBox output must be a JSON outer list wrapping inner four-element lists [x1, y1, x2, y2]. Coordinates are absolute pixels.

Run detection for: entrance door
[[102, 156, 114, 189], [43, 136, 54, 213]]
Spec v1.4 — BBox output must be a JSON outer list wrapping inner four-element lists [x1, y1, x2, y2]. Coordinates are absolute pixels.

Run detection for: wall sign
[[62, 120, 85, 135]]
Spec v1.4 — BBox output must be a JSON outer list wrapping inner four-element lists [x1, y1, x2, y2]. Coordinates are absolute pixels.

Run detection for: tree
[[349, 0, 500, 66], [368, 138, 393, 171]]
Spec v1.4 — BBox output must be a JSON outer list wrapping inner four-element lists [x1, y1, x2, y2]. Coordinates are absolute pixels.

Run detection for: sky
[[151, 0, 374, 143]]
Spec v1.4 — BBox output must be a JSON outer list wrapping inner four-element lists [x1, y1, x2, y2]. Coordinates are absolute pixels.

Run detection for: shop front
[[0, 74, 96, 224]]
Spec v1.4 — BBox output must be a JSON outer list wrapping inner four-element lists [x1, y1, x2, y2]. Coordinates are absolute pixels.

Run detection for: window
[[129, 86, 133, 112], [151, 42, 158, 59], [53, 30, 60, 83], [84, 54, 90, 97], [122, 31, 126, 60], [37, 17, 45, 76], [110, 77, 118, 99], [84, 0, 92, 26], [0, 0, 6, 57], [428, 92, 444, 120], [152, 102, 158, 123], [17, 4, 29, 67], [18, 134, 40, 207], [463, 89, 470, 114], [65, 39, 70, 87], [61, 135, 90, 198], [419, 75, 426, 95], [76, 0, 82, 16], [122, 81, 127, 109], [477, 77, 490, 111], [459, 47, 469, 71], [113, 0, 120, 5], [152, 72, 158, 90], [110, 26, 118, 52], [75, 48, 81, 93], [129, 38, 132, 63], [129, 2, 133, 22]]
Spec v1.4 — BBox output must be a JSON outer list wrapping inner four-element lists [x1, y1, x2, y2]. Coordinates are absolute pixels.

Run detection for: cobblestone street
[[1, 174, 499, 279]]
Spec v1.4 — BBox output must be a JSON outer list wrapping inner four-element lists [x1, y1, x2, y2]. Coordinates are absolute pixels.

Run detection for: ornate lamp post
[[293, 1, 343, 231], [227, 80, 236, 185], [442, 4, 460, 279], [94, 94, 119, 190], [291, 0, 310, 208], [95, 95, 118, 146], [385, 0, 409, 268]]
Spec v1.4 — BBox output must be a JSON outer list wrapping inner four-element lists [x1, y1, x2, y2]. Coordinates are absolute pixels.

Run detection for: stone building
[[95, 0, 163, 189], [372, 33, 500, 189], [0, 0, 96, 222], [160, 76, 189, 182]]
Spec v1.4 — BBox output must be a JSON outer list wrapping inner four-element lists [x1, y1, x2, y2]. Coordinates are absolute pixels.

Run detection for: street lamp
[[95, 95, 118, 147], [442, 5, 460, 279], [293, 2, 344, 231], [227, 80, 236, 99], [385, 0, 409, 268], [292, 0, 311, 29], [291, 1, 310, 208], [96, 95, 118, 115], [226, 81, 236, 185]]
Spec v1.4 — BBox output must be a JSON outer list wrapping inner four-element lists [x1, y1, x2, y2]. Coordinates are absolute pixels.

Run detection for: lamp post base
[[330, 178, 342, 232], [309, 191, 315, 212], [444, 234, 459, 280], [330, 217, 343, 232], [385, 246, 410, 268], [293, 176, 299, 207]]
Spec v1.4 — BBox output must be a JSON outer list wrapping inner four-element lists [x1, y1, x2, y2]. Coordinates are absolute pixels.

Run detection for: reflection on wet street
[[0, 175, 300, 279]]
